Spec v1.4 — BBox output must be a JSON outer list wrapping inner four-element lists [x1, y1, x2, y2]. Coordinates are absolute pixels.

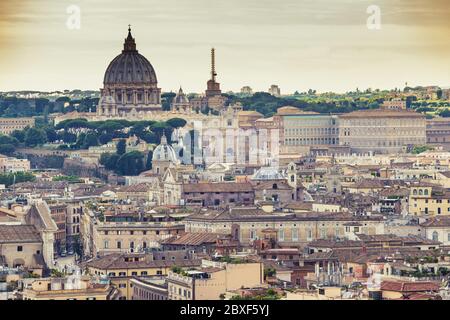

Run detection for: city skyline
[[0, 0, 449, 93]]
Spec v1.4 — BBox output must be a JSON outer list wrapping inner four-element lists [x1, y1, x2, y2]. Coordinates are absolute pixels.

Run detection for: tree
[[161, 92, 176, 111], [166, 118, 187, 129], [145, 151, 153, 170], [74, 133, 86, 149], [100, 153, 120, 171], [45, 127, 58, 143], [24, 128, 47, 147], [0, 172, 35, 187], [140, 131, 158, 144], [150, 122, 173, 143], [82, 133, 100, 149], [116, 151, 145, 176], [10, 130, 25, 143], [439, 109, 450, 118], [0, 144, 15, 155], [116, 139, 126, 155], [98, 132, 113, 145], [60, 131, 77, 144], [0, 135, 19, 146]]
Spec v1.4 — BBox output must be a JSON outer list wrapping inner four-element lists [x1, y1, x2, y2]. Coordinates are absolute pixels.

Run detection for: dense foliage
[[0, 172, 36, 187]]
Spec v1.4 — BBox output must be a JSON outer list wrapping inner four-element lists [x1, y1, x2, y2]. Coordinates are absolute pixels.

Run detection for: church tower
[[205, 48, 222, 97]]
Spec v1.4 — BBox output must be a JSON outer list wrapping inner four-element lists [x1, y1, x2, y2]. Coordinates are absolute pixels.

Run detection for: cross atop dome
[[123, 24, 137, 52]]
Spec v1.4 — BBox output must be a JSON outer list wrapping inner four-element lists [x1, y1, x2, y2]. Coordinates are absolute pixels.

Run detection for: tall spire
[[161, 130, 168, 145], [211, 48, 217, 82], [123, 25, 137, 52]]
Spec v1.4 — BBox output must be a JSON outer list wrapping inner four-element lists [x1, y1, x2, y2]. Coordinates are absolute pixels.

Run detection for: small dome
[[252, 167, 286, 180], [173, 87, 190, 105], [152, 133, 179, 163]]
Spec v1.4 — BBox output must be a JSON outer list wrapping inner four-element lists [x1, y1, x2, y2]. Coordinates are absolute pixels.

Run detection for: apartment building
[[408, 183, 450, 216], [339, 109, 426, 153], [0, 117, 35, 135], [167, 259, 264, 300], [184, 207, 385, 246], [0, 156, 31, 173]]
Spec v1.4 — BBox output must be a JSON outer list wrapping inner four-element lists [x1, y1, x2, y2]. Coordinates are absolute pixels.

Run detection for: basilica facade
[[97, 27, 162, 117]]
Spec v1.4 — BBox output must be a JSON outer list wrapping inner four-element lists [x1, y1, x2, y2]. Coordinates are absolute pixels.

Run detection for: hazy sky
[[0, 0, 449, 93]]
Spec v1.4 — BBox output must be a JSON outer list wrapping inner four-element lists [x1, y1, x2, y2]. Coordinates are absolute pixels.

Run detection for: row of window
[[105, 270, 164, 277], [102, 230, 161, 236], [133, 287, 167, 300], [285, 127, 338, 135], [285, 137, 338, 145], [169, 285, 191, 299]]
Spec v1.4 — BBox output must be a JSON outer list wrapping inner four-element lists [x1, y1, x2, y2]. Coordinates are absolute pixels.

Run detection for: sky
[[0, 0, 449, 93]]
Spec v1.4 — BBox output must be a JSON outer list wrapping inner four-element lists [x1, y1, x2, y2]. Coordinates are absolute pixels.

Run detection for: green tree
[[116, 151, 145, 176], [0, 135, 19, 146], [116, 139, 126, 155], [98, 132, 114, 145], [60, 131, 77, 144], [10, 130, 26, 143], [99, 153, 120, 171], [145, 151, 153, 170], [0, 172, 35, 187], [82, 133, 100, 149], [45, 127, 58, 143], [0, 144, 16, 155], [24, 128, 47, 147], [166, 118, 187, 129]]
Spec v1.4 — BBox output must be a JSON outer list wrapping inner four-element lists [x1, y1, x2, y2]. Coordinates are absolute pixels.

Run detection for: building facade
[[339, 109, 426, 153], [0, 117, 35, 135]]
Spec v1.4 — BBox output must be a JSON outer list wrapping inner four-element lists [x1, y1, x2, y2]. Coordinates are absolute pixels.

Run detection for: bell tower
[[206, 48, 222, 97]]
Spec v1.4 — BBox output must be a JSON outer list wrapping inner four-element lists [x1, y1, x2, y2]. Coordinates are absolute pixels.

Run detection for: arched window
[[413, 189, 417, 195], [432, 231, 439, 241], [419, 189, 423, 195], [424, 189, 429, 195]]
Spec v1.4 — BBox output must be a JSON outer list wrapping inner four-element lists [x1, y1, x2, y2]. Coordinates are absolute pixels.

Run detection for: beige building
[[420, 217, 450, 245], [131, 276, 168, 300], [273, 107, 340, 152], [0, 225, 45, 274], [0, 156, 31, 173], [408, 183, 450, 216], [381, 99, 407, 110], [85, 252, 201, 300], [84, 212, 184, 256], [0, 117, 35, 135], [184, 208, 385, 246], [21, 276, 116, 300], [268, 85, 281, 97], [339, 109, 426, 153], [167, 259, 264, 300]]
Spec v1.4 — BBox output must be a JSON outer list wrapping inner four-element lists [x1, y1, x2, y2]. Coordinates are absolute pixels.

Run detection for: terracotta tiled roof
[[253, 181, 292, 191], [339, 109, 425, 119], [0, 225, 42, 243], [86, 253, 202, 270], [380, 281, 439, 292], [118, 183, 150, 193], [161, 232, 220, 246], [183, 182, 253, 193], [420, 217, 450, 228]]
